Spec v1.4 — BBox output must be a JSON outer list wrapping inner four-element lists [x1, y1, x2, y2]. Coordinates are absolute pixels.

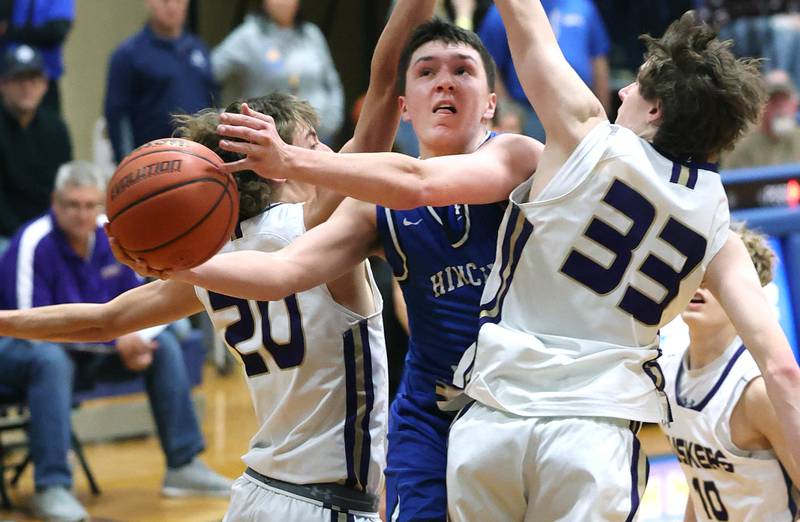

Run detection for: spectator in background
[[0, 0, 74, 115], [478, 0, 610, 141], [722, 70, 800, 170], [0, 161, 231, 522], [0, 44, 70, 249], [699, 1, 800, 88], [211, 0, 344, 143], [104, 0, 217, 164]]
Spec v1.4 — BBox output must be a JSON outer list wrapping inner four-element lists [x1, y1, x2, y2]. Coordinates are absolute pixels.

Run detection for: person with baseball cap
[[0, 44, 71, 250]]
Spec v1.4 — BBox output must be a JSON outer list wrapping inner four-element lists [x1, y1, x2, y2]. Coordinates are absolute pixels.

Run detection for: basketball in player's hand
[[106, 138, 239, 271]]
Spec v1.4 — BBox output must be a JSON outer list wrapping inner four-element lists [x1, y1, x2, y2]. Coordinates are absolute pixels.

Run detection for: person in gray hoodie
[[211, 0, 344, 142]]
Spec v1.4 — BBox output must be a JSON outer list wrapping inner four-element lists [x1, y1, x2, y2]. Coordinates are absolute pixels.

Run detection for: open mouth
[[689, 292, 705, 304], [433, 103, 457, 114]]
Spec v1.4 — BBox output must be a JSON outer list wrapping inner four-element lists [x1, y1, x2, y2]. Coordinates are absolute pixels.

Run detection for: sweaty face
[[0, 72, 48, 116], [400, 41, 496, 157], [52, 185, 104, 243]]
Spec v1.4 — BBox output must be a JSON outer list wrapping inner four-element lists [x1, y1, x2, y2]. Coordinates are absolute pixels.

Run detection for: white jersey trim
[[16, 215, 53, 310]]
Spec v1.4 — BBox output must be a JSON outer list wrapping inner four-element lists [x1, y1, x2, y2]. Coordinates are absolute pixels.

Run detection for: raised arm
[[340, 0, 436, 155], [704, 232, 800, 466], [218, 124, 541, 209], [171, 198, 380, 301], [493, 0, 605, 152], [297, 0, 436, 229], [0, 279, 202, 343]]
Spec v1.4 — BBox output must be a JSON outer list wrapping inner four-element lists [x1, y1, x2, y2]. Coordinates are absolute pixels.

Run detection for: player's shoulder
[[242, 202, 305, 233], [483, 132, 543, 155]]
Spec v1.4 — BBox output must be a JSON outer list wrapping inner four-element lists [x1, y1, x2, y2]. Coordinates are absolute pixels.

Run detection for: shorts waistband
[[245, 467, 379, 513]]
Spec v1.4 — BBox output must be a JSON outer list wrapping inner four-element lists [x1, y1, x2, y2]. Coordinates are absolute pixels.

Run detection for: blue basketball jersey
[[376, 144, 505, 393]]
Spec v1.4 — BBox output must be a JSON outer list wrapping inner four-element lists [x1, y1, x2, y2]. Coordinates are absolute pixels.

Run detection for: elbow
[[387, 164, 439, 210], [385, 183, 431, 210]]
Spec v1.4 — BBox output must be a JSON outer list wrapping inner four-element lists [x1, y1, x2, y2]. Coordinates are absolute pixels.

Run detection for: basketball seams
[[107, 140, 238, 270], [123, 179, 230, 255]]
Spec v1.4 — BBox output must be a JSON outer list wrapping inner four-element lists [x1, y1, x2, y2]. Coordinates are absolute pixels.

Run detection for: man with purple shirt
[[0, 161, 230, 521]]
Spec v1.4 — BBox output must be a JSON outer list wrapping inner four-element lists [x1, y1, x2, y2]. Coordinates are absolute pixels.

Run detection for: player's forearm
[[371, 0, 436, 81], [348, 0, 436, 154], [495, 0, 558, 54], [0, 304, 110, 341], [494, 0, 604, 144], [287, 147, 437, 209], [175, 251, 311, 302]]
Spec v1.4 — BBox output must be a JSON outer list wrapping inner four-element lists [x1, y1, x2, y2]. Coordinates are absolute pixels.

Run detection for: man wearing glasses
[[0, 161, 231, 522]]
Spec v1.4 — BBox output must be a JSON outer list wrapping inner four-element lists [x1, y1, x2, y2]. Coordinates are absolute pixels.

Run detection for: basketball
[[106, 138, 239, 271]]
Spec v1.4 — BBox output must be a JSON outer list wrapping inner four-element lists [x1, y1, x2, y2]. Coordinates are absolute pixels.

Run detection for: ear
[[647, 98, 663, 125], [482, 92, 497, 122], [399, 95, 411, 122]]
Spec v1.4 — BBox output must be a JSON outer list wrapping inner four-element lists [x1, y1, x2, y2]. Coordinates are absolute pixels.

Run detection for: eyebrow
[[412, 53, 478, 67]]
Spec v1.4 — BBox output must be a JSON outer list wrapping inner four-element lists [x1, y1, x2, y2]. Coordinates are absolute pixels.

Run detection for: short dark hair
[[396, 18, 496, 95], [173, 92, 319, 222], [638, 11, 765, 161]]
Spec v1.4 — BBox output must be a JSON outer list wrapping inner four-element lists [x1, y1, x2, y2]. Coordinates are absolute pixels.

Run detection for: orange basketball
[[106, 138, 239, 271]]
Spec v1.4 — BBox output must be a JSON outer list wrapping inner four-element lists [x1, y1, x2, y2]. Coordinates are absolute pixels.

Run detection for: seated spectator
[[0, 44, 71, 250], [0, 161, 230, 522], [478, 0, 610, 141], [104, 0, 217, 163], [211, 0, 344, 142], [0, 0, 74, 114], [722, 70, 800, 169]]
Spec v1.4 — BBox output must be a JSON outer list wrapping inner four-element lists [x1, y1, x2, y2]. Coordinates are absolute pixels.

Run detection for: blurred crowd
[[0, 0, 797, 520]]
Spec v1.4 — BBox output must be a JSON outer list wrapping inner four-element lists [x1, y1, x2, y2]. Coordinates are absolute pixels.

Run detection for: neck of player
[[417, 126, 490, 159], [686, 322, 738, 370]]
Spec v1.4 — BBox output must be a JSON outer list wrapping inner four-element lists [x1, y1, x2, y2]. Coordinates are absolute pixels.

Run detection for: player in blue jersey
[[122, 19, 543, 521]]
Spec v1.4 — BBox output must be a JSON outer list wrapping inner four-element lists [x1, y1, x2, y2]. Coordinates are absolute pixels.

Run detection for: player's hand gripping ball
[[106, 138, 239, 271]]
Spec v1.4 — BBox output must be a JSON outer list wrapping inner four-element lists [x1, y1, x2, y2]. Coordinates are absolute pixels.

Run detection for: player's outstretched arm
[[0, 279, 202, 343], [217, 125, 542, 209], [171, 198, 379, 301], [705, 232, 800, 466], [494, 0, 605, 152]]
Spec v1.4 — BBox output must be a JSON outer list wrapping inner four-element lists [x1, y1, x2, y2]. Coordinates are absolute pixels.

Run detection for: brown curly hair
[[172, 92, 319, 222], [638, 11, 766, 162], [732, 223, 775, 287]]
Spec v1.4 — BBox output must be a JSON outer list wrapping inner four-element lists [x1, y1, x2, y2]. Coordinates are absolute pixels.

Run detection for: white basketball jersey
[[195, 203, 388, 495], [661, 341, 799, 521], [456, 122, 730, 423]]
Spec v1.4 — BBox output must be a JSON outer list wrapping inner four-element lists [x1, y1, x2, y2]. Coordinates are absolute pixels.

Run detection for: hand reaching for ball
[[105, 223, 172, 280]]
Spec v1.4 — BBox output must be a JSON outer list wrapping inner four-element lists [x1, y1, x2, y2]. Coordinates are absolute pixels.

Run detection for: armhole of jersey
[[379, 207, 409, 282], [526, 121, 614, 206], [716, 373, 776, 460]]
